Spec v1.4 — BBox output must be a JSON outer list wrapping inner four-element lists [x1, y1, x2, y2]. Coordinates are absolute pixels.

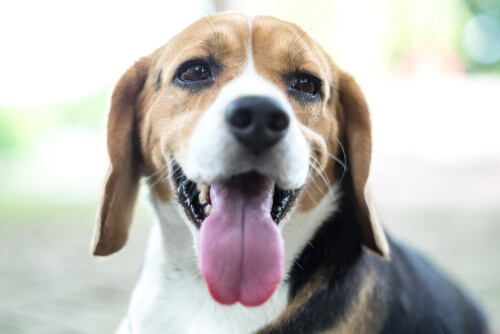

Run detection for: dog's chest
[[156, 282, 287, 334], [126, 223, 289, 334]]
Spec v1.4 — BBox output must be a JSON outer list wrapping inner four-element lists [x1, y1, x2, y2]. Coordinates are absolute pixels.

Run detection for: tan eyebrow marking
[[202, 31, 230, 53]]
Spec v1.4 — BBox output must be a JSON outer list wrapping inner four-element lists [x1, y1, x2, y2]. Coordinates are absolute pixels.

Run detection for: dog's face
[[93, 12, 388, 307]]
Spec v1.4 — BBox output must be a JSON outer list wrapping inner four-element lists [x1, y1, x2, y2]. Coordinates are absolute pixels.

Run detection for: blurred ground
[[1, 78, 499, 333], [0, 205, 150, 333]]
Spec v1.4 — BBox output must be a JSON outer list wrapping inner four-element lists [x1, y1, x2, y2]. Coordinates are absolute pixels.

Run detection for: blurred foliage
[[462, 0, 500, 72], [57, 88, 109, 126], [388, 0, 469, 60], [0, 88, 108, 152], [0, 110, 22, 151], [384, 0, 500, 73]]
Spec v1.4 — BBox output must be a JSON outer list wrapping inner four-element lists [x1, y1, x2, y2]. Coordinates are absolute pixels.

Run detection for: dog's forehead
[[251, 16, 330, 84], [155, 13, 329, 76], [155, 13, 250, 69]]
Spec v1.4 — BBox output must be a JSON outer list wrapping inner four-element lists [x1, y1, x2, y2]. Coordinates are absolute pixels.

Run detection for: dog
[[92, 12, 490, 334]]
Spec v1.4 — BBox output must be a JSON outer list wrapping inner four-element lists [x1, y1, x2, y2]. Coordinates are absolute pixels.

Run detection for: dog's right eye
[[178, 63, 212, 82], [291, 74, 320, 96]]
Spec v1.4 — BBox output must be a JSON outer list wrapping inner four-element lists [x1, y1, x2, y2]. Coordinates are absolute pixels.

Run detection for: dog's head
[[92, 12, 389, 307]]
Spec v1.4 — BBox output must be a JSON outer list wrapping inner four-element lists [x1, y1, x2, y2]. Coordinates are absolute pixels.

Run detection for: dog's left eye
[[291, 74, 319, 95], [179, 64, 212, 82]]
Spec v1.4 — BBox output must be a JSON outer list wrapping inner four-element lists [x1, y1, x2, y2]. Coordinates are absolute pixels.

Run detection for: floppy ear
[[92, 56, 151, 256], [337, 71, 390, 259]]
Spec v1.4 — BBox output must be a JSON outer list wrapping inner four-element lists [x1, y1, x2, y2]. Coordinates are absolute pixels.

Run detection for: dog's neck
[[124, 186, 342, 334]]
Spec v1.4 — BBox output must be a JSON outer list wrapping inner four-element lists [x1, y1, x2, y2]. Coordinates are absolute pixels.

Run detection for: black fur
[[259, 180, 489, 334]]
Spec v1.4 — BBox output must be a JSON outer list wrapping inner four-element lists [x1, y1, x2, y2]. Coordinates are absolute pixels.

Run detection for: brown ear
[[338, 71, 390, 259], [92, 56, 151, 256]]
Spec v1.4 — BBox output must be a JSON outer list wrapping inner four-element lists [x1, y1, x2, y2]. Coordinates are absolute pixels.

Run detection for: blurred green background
[[1, 0, 499, 333]]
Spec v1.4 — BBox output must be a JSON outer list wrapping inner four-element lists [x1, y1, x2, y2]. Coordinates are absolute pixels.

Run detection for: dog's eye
[[291, 74, 318, 95], [179, 64, 212, 82]]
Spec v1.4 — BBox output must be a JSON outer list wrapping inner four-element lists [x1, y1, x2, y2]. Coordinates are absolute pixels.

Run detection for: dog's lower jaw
[[123, 186, 340, 334]]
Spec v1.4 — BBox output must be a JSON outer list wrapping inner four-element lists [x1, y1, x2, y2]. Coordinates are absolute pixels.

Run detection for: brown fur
[[93, 56, 150, 256], [319, 272, 385, 334], [256, 269, 327, 333]]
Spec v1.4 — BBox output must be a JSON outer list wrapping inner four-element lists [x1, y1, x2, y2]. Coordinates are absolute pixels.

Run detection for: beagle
[[92, 12, 490, 334]]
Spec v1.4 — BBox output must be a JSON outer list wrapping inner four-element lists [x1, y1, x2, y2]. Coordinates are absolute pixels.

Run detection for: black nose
[[225, 96, 290, 155]]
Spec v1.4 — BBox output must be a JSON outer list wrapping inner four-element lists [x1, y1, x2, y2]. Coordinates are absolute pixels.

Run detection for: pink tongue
[[198, 174, 284, 307]]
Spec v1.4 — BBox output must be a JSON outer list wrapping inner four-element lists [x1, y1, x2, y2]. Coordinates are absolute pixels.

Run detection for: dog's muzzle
[[176, 96, 302, 307]]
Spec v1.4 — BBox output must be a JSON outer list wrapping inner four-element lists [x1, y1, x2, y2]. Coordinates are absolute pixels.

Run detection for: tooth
[[199, 190, 208, 204], [205, 204, 212, 215], [198, 184, 209, 193], [271, 180, 276, 196]]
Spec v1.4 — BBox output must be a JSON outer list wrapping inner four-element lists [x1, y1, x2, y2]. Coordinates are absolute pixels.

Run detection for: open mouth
[[172, 160, 300, 229], [172, 159, 301, 306]]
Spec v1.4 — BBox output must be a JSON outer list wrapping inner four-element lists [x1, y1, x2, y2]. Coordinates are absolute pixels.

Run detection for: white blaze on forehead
[[247, 18, 252, 51], [247, 16, 255, 70]]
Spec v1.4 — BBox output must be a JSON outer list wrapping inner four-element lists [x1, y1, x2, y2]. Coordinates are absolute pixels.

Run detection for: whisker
[[147, 169, 168, 188], [291, 18, 327, 49], [293, 260, 304, 270], [289, 220, 314, 248], [302, 185, 317, 204], [309, 155, 331, 187], [334, 137, 348, 183], [310, 145, 347, 172], [149, 160, 179, 188], [144, 159, 171, 182], [308, 161, 330, 198], [201, 13, 217, 37], [308, 161, 334, 201]]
